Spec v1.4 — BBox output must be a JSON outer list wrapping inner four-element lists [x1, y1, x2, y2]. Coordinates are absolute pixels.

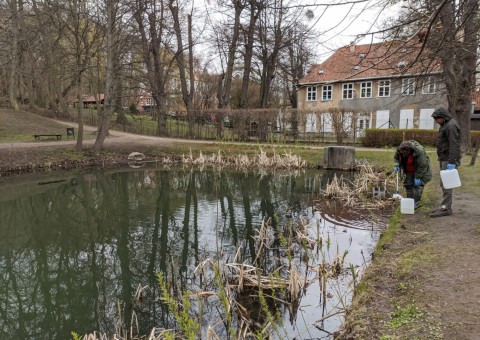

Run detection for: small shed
[[74, 94, 105, 109]]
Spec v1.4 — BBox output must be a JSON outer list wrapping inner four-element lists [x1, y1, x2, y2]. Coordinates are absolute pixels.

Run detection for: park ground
[[1, 108, 480, 339]]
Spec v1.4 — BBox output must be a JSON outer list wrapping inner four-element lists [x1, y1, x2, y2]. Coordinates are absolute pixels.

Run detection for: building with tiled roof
[[469, 91, 480, 130], [296, 40, 448, 135]]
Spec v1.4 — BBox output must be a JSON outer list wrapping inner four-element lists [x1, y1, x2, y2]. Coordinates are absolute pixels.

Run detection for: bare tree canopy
[[4, 0, 474, 148], [382, 0, 479, 151]]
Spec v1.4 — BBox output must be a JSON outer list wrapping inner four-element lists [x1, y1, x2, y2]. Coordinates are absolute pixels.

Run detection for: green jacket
[[394, 140, 432, 184]]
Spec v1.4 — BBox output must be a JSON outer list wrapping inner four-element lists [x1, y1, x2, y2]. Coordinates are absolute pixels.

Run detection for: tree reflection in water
[[0, 167, 389, 338]]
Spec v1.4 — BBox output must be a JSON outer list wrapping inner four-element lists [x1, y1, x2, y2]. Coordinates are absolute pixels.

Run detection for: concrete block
[[323, 146, 355, 170]]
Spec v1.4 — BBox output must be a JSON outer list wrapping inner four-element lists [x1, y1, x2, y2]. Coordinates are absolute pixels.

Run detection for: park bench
[[34, 134, 62, 140]]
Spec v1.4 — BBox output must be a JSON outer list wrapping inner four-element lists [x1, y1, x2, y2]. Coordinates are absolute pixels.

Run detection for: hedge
[[361, 128, 480, 148]]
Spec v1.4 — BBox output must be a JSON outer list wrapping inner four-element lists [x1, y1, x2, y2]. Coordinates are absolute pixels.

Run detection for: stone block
[[323, 146, 355, 170]]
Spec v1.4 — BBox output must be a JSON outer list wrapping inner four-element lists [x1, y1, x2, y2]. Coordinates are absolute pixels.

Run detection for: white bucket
[[440, 169, 461, 189], [400, 198, 415, 214]]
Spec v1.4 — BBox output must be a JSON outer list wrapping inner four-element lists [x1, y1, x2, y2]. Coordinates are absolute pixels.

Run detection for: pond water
[[0, 167, 390, 339]]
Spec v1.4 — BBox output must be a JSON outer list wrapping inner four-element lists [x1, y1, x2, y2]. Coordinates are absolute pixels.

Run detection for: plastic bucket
[[400, 198, 415, 214], [440, 169, 461, 189]]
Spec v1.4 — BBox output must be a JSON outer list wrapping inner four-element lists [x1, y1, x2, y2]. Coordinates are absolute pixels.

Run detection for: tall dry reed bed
[[179, 148, 307, 170]]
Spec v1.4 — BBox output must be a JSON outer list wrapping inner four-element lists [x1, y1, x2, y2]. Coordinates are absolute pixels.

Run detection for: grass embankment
[[1, 108, 394, 171], [1, 108, 397, 169]]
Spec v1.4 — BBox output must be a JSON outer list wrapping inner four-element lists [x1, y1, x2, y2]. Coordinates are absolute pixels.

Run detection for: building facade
[[296, 40, 447, 136]]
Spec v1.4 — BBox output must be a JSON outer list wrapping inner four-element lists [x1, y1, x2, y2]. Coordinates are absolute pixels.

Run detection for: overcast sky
[[312, 0, 402, 62], [195, 0, 402, 68]]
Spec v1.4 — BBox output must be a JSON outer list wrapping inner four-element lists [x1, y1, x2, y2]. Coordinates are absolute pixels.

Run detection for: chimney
[[349, 42, 355, 53]]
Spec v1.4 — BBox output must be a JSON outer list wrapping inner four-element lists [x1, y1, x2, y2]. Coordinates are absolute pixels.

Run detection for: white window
[[399, 109, 414, 129], [307, 86, 317, 101], [360, 81, 372, 98], [146, 98, 153, 106], [402, 78, 415, 96], [358, 114, 371, 130], [378, 80, 391, 97], [422, 77, 436, 94], [419, 108, 435, 129], [357, 112, 371, 136], [321, 113, 333, 132], [322, 85, 333, 101], [342, 83, 354, 99], [375, 110, 390, 129], [305, 113, 317, 133]]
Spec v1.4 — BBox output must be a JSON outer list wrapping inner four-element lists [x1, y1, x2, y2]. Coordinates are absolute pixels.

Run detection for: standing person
[[429, 107, 461, 218], [393, 140, 432, 209]]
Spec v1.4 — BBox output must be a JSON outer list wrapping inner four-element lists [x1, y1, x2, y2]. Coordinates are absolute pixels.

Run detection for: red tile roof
[[82, 94, 105, 103], [298, 40, 442, 85]]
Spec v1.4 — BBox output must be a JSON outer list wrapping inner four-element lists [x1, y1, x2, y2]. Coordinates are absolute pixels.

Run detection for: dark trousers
[[439, 161, 453, 210], [404, 173, 424, 207]]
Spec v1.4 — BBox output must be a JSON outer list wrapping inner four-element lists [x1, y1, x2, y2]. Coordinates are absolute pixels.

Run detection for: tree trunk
[[76, 81, 84, 150], [436, 0, 478, 152], [217, 0, 245, 109], [240, 0, 262, 109], [169, 2, 194, 136], [134, 0, 169, 136], [94, 0, 118, 150], [470, 137, 480, 166], [258, 2, 283, 108], [8, 0, 20, 110]]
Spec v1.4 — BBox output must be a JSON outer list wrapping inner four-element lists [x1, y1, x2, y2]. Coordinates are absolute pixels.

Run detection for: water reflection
[[0, 167, 388, 339]]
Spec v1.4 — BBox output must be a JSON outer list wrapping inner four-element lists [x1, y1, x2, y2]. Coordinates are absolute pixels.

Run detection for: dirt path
[[400, 190, 480, 339], [425, 192, 480, 339], [0, 120, 205, 150]]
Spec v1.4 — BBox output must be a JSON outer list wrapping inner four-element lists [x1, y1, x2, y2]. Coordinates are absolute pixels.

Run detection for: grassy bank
[[338, 154, 480, 339]]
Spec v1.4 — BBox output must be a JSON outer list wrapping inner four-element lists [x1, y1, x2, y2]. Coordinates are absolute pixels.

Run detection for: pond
[[0, 167, 391, 339]]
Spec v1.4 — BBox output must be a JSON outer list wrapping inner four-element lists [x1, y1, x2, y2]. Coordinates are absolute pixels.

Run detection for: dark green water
[[0, 167, 387, 339]]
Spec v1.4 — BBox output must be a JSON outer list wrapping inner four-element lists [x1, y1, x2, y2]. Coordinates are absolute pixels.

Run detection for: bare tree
[[214, 0, 246, 109], [7, 0, 21, 110], [132, 0, 176, 136], [239, 0, 264, 108], [168, 0, 196, 136], [387, 0, 479, 151], [432, 0, 478, 151], [62, 0, 101, 150], [327, 109, 358, 144], [281, 23, 316, 108], [256, 0, 309, 108], [94, 0, 122, 150], [194, 70, 218, 109], [30, 0, 68, 113]]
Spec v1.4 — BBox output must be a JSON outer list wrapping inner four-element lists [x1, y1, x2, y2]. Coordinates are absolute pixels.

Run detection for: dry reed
[[320, 162, 396, 209], [179, 148, 307, 170]]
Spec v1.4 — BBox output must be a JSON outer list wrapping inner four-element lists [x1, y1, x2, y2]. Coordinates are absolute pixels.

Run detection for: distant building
[[137, 94, 156, 114], [74, 94, 105, 109], [296, 40, 447, 135], [470, 91, 480, 130]]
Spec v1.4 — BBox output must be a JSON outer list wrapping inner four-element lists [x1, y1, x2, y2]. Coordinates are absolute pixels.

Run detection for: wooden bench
[[34, 134, 62, 140]]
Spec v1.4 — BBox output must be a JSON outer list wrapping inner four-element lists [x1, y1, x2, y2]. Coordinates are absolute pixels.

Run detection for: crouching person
[[393, 140, 432, 209]]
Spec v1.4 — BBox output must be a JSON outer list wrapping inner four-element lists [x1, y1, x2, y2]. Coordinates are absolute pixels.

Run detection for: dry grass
[[321, 162, 395, 209], [180, 148, 307, 170]]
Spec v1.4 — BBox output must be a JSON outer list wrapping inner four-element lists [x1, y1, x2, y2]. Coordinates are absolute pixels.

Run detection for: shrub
[[361, 129, 480, 148]]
